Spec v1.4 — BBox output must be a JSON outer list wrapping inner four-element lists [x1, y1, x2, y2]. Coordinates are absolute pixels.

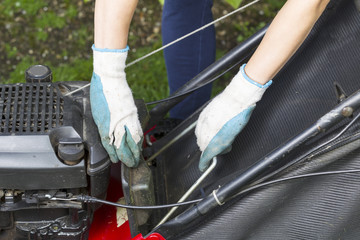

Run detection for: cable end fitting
[[212, 190, 224, 206], [76, 195, 92, 202]]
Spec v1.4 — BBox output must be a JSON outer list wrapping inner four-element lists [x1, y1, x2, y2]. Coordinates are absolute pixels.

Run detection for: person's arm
[[90, 0, 143, 168], [94, 0, 138, 49], [195, 0, 330, 172], [246, 0, 330, 84]]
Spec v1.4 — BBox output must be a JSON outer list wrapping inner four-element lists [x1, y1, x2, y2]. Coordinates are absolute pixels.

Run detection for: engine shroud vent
[[0, 83, 64, 135]]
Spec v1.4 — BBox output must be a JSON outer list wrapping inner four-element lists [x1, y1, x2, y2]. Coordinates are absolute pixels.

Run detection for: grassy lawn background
[[0, 0, 285, 103]]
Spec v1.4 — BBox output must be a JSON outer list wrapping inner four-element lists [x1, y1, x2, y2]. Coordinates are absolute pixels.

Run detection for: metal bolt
[[13, 190, 22, 196], [5, 190, 13, 197], [40, 229, 47, 235], [51, 223, 61, 233], [342, 106, 353, 117], [4, 190, 14, 204]]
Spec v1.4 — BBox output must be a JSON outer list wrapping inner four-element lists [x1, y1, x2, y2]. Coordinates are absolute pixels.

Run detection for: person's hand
[[195, 64, 272, 171], [90, 45, 143, 167]]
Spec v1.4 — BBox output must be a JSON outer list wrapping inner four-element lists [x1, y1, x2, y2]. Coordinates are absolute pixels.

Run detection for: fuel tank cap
[[25, 65, 53, 83]]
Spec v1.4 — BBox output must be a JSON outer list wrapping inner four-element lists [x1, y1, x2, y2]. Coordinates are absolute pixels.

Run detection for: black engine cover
[[0, 81, 110, 239]]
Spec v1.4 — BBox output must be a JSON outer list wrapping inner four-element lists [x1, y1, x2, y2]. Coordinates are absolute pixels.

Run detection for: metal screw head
[[25, 65, 53, 83], [342, 106, 354, 117], [4, 190, 13, 197], [51, 223, 61, 233], [40, 229, 47, 235]]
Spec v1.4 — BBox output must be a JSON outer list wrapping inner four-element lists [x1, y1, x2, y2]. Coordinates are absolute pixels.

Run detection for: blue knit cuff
[[240, 64, 272, 88], [92, 44, 129, 53]]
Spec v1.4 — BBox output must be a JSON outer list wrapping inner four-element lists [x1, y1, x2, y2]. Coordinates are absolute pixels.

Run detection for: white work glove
[[90, 45, 143, 167], [195, 64, 272, 171]]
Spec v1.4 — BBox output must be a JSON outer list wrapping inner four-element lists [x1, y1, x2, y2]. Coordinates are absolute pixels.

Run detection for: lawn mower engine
[[0, 65, 111, 239]]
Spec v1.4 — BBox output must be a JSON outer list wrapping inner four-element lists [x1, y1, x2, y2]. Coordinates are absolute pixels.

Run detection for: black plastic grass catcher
[[122, 0, 360, 239]]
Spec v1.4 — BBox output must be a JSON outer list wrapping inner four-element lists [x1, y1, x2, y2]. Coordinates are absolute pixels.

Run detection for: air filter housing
[[0, 83, 63, 135]]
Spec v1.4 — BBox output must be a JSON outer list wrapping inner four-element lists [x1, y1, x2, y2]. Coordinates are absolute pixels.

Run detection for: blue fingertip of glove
[[90, 73, 143, 167], [117, 126, 142, 168], [198, 105, 256, 172]]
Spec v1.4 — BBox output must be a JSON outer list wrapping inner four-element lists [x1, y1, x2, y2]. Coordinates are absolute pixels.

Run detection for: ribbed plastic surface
[[0, 83, 64, 134], [151, 0, 360, 238]]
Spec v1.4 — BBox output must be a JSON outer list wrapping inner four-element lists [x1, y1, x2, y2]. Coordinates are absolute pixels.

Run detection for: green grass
[[3, 56, 93, 84], [1, 0, 286, 105], [126, 44, 169, 103], [6, 56, 36, 84], [0, 0, 46, 17], [51, 58, 93, 82]]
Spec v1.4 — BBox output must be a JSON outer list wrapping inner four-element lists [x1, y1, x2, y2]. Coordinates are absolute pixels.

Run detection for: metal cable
[[237, 169, 360, 197], [125, 0, 261, 68], [80, 195, 201, 210], [156, 157, 218, 227], [63, 0, 261, 97], [145, 58, 244, 105], [253, 111, 360, 186], [48, 169, 360, 210]]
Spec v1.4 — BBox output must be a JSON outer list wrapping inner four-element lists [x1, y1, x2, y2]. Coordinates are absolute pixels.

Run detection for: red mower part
[[89, 162, 132, 240], [132, 233, 166, 240], [89, 203, 132, 240]]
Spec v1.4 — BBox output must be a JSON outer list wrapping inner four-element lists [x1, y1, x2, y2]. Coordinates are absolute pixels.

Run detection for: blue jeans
[[162, 0, 216, 120]]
